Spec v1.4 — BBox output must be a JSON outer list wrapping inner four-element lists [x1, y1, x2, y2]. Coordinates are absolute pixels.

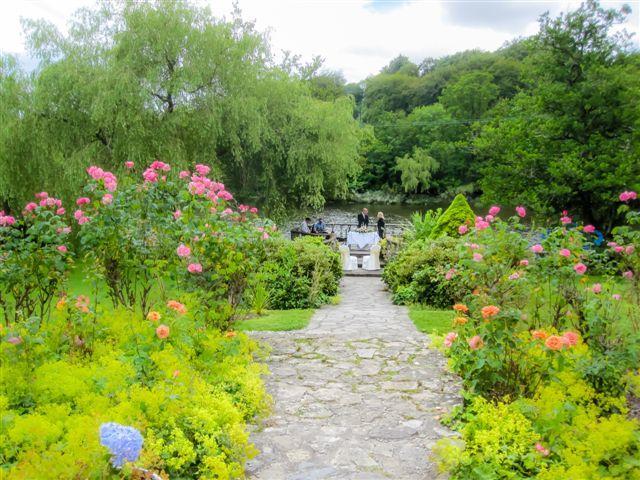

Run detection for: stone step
[[344, 268, 383, 277]]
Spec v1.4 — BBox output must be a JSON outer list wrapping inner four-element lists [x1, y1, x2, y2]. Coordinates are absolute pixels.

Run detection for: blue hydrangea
[[99, 422, 143, 468]]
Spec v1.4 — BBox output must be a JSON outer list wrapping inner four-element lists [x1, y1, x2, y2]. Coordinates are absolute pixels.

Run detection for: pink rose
[[35, 192, 48, 199], [78, 216, 90, 225], [187, 263, 202, 274], [612, 294, 621, 301], [509, 272, 520, 280], [173, 210, 182, 220], [76, 197, 90, 206], [24, 202, 38, 212], [619, 191, 637, 202], [124, 161, 134, 169], [468, 335, 484, 350], [472, 253, 483, 262], [516, 206, 526, 218], [249, 207, 258, 214], [614, 246, 624, 253], [445, 268, 456, 280], [195, 164, 211, 176], [221, 208, 234, 216], [607, 241, 618, 248], [535, 443, 550, 457], [74, 209, 84, 220], [143, 168, 158, 183], [625, 245, 635, 255], [562, 331, 579, 346], [57, 245, 68, 253], [560, 215, 572, 225], [622, 271, 634, 280], [101, 194, 113, 205], [444, 332, 458, 348], [179, 170, 191, 179], [573, 263, 587, 275], [262, 232, 270, 240], [0, 214, 16, 226], [559, 249, 571, 258], [592, 283, 602, 294], [485, 214, 494, 222], [56, 207, 65, 215], [583, 224, 595, 233], [458, 225, 468, 234], [489, 205, 501, 216], [176, 244, 191, 257], [531, 244, 544, 254], [519, 259, 529, 266]]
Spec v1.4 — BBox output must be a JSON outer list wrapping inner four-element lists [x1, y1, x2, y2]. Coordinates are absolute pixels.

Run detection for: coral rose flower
[[444, 332, 458, 348], [559, 249, 571, 257], [156, 324, 170, 339], [187, 263, 203, 273], [453, 316, 468, 326], [147, 311, 161, 322], [225, 331, 237, 338], [531, 330, 548, 340], [481, 305, 500, 319], [545, 335, 564, 351], [167, 300, 187, 315], [468, 335, 484, 350], [562, 331, 579, 347], [453, 304, 469, 314]]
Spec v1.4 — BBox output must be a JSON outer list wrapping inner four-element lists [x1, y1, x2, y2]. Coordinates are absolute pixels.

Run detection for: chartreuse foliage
[[0, 305, 270, 479], [429, 194, 475, 239]]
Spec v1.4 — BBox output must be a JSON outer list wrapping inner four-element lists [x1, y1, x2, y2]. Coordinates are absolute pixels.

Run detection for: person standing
[[376, 211, 385, 239], [357, 208, 369, 228], [313, 217, 326, 233]]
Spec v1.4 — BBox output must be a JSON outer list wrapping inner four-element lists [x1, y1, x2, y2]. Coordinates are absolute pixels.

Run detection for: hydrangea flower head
[[99, 422, 143, 468]]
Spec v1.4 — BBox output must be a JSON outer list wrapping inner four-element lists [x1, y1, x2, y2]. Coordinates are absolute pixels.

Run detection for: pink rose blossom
[[195, 164, 211, 176], [149, 160, 170, 171], [458, 225, 468, 234], [535, 443, 550, 457], [607, 241, 618, 248], [614, 246, 624, 253], [573, 263, 587, 275], [124, 161, 134, 169], [444, 332, 458, 348], [173, 210, 182, 220], [58, 226, 72, 235], [583, 224, 595, 233], [489, 205, 501, 216], [612, 294, 621, 301], [76, 197, 90, 206], [143, 168, 159, 183], [531, 244, 544, 254], [218, 190, 233, 201], [35, 192, 48, 199], [509, 272, 520, 280], [0, 214, 15, 226], [262, 232, 270, 240], [519, 259, 529, 266], [562, 331, 579, 346], [78, 216, 90, 225], [625, 245, 635, 255], [560, 215, 572, 225], [445, 268, 456, 281], [468, 335, 484, 350], [249, 207, 258, 214], [74, 209, 84, 220], [187, 263, 202, 274], [516, 206, 526, 218], [559, 249, 571, 258], [179, 170, 191, 179], [485, 214, 494, 222], [592, 283, 602, 294], [472, 253, 483, 262], [56, 207, 65, 215], [622, 271, 634, 280], [25, 202, 38, 212], [57, 245, 68, 253], [101, 193, 113, 205], [222, 208, 234, 216], [619, 191, 637, 202], [176, 244, 191, 257]]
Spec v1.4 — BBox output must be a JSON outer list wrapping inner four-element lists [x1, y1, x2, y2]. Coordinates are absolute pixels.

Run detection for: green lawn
[[235, 309, 314, 331], [408, 306, 454, 335]]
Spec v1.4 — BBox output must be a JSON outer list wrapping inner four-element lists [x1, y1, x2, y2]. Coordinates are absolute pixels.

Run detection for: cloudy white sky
[[1, 0, 638, 81]]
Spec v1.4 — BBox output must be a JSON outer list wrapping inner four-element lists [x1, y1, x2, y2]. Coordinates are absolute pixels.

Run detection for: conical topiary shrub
[[429, 193, 475, 239]]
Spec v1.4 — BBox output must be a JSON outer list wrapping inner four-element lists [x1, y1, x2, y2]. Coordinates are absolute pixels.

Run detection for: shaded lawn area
[[408, 307, 454, 335], [235, 309, 314, 331]]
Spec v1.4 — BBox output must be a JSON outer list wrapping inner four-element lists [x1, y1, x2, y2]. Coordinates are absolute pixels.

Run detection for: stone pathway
[[246, 276, 461, 480]]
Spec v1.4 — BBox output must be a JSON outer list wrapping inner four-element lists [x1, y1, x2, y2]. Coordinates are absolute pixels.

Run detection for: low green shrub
[[258, 236, 341, 309], [383, 236, 466, 308]]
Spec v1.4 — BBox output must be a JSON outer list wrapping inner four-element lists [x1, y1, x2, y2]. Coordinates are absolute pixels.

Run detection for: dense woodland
[[1, 0, 639, 226]]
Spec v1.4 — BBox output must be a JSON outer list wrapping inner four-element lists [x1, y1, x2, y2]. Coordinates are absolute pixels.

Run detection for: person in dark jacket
[[376, 211, 385, 239], [357, 208, 369, 228]]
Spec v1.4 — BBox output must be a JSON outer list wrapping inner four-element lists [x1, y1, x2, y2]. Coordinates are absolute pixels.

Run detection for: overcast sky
[[1, 0, 638, 81]]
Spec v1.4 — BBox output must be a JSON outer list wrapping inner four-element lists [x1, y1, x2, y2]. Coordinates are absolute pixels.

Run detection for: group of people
[[299, 207, 385, 239]]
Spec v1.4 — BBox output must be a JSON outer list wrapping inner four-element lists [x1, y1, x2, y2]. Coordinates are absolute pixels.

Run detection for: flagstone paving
[[246, 276, 461, 480]]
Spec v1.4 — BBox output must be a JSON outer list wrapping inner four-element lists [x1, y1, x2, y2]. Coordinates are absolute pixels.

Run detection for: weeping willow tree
[[395, 147, 440, 193], [0, 0, 361, 215]]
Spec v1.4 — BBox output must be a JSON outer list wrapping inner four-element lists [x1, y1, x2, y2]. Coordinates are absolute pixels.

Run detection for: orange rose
[[481, 305, 500, 319], [147, 311, 162, 322], [156, 324, 170, 339], [167, 300, 187, 315], [453, 316, 468, 326], [225, 331, 237, 338], [453, 304, 469, 314], [545, 335, 564, 351], [531, 330, 549, 340]]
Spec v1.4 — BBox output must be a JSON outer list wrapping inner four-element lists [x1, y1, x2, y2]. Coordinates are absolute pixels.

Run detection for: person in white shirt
[[300, 217, 311, 234]]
